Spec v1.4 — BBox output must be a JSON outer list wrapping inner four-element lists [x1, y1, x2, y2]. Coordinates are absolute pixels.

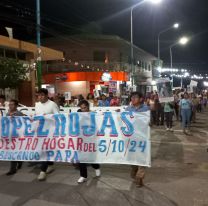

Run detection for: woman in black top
[[77, 100, 101, 183]]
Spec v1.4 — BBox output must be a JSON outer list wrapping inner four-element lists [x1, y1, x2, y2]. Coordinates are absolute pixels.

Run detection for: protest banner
[[64, 92, 71, 101], [0, 111, 151, 167], [156, 79, 174, 102], [0, 106, 128, 117], [109, 81, 117, 93]]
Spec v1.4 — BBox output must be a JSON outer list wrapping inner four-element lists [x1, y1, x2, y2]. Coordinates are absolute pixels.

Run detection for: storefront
[[43, 71, 129, 97]]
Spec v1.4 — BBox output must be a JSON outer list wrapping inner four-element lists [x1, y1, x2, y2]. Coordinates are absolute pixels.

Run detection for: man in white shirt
[[35, 88, 59, 181]]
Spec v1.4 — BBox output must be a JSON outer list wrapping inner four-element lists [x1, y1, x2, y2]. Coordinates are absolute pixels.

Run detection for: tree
[[0, 57, 28, 89]]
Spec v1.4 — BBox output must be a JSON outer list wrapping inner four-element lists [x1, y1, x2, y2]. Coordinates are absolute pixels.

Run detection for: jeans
[[157, 108, 164, 125], [181, 109, 191, 129], [79, 163, 100, 178], [165, 112, 173, 128]]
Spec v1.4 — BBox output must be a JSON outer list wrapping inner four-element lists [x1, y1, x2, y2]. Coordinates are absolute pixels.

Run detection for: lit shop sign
[[55, 74, 68, 81], [101, 72, 112, 82]]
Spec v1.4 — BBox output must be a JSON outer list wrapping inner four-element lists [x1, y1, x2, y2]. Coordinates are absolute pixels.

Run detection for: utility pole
[[36, 0, 42, 89], [130, 6, 134, 87]]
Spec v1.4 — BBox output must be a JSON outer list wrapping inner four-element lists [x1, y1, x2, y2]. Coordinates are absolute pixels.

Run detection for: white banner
[[0, 106, 128, 117], [0, 112, 151, 166], [5, 27, 13, 40]]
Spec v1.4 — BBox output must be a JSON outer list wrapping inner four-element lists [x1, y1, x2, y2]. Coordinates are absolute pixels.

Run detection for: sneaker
[[37, 171, 47, 181], [77, 177, 87, 183], [166, 128, 170, 131], [46, 166, 55, 174], [6, 170, 16, 176], [169, 128, 174, 132], [186, 130, 191, 135], [95, 169, 101, 177]]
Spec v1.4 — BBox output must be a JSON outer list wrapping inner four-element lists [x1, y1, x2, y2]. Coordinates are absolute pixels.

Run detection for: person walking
[[149, 95, 156, 125], [173, 92, 180, 121], [179, 92, 192, 135], [110, 95, 120, 106], [191, 94, 199, 123], [125, 92, 149, 187], [87, 93, 94, 107], [6, 99, 24, 175], [77, 100, 101, 183], [164, 102, 174, 131], [98, 94, 110, 107], [35, 88, 59, 181]]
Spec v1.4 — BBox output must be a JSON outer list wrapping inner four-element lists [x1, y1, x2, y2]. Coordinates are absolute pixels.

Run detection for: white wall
[[55, 81, 90, 97]]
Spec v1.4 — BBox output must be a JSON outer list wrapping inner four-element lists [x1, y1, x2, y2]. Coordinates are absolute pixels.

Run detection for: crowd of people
[[0, 88, 208, 187], [144, 89, 208, 134], [48, 92, 121, 108]]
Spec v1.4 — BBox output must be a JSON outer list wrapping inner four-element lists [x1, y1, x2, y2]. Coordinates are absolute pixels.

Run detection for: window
[[141, 61, 144, 68], [137, 60, 141, 66], [144, 62, 148, 71], [93, 51, 106, 62]]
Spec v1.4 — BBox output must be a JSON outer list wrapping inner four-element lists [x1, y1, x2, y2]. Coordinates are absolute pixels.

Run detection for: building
[[42, 34, 158, 97], [0, 35, 64, 106]]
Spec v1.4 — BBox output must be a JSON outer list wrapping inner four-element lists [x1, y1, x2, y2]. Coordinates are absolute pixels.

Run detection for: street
[[0, 110, 207, 206]]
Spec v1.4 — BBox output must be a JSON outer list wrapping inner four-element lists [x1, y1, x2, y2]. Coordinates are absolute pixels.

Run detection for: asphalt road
[[0, 109, 208, 206]]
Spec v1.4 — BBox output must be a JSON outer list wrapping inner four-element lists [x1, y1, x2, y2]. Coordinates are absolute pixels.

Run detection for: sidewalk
[[0, 110, 208, 206]]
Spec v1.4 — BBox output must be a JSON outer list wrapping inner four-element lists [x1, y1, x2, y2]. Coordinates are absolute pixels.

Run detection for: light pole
[[157, 23, 179, 60], [130, 0, 162, 87], [170, 36, 189, 68], [169, 37, 189, 88], [36, 0, 42, 90]]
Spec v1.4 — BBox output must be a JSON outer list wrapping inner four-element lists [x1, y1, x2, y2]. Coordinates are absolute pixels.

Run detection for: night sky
[[0, 0, 208, 73]]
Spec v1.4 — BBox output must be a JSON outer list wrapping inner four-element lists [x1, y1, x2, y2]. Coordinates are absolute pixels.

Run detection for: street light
[[169, 36, 190, 88], [147, 0, 162, 4], [173, 23, 179, 28], [36, 0, 42, 90], [170, 36, 189, 68], [130, 0, 162, 86], [179, 37, 189, 45], [157, 22, 180, 59]]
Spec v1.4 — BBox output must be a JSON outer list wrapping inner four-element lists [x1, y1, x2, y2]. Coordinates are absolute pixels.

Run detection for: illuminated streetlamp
[[130, 0, 162, 86], [179, 37, 189, 45], [147, 0, 162, 4], [170, 36, 189, 68], [170, 34, 189, 88], [173, 23, 179, 28], [157, 22, 180, 59]]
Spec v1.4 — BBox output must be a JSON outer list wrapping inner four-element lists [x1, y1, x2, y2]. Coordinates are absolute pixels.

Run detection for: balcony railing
[[42, 61, 131, 74], [42, 61, 153, 79]]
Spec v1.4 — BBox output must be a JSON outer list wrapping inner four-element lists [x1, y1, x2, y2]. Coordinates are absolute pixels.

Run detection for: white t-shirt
[[35, 100, 59, 115]]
